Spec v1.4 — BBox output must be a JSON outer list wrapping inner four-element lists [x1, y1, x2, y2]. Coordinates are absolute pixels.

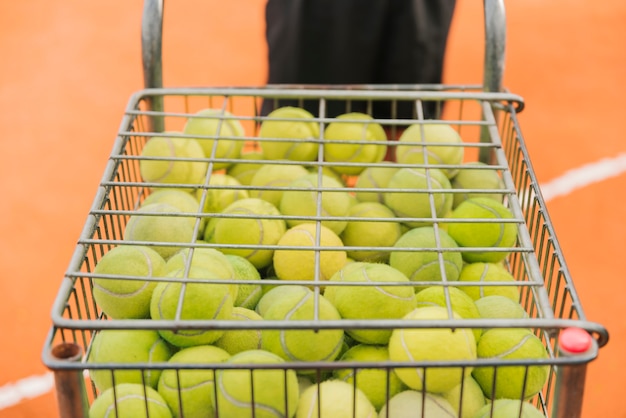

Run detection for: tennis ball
[[124, 203, 198, 260], [333, 344, 406, 411], [141, 189, 205, 237], [225, 254, 263, 309], [226, 147, 265, 185], [92, 245, 167, 319], [261, 285, 344, 365], [473, 398, 545, 418], [296, 380, 377, 418], [183, 108, 245, 170], [388, 306, 477, 394], [447, 197, 518, 263], [308, 165, 345, 186], [378, 390, 457, 418], [472, 329, 550, 400], [458, 262, 520, 302], [354, 166, 399, 204], [384, 167, 453, 228], [157, 345, 230, 418], [87, 330, 173, 392], [273, 223, 347, 285], [196, 173, 249, 214], [214, 307, 263, 355], [249, 163, 310, 207], [214, 349, 300, 418], [394, 123, 464, 179], [204, 198, 287, 269], [324, 262, 417, 345], [255, 284, 309, 317], [89, 383, 172, 418], [475, 295, 528, 331], [323, 112, 387, 175], [389, 226, 463, 288], [279, 173, 352, 235], [165, 247, 238, 300], [441, 375, 486, 418], [340, 202, 402, 263], [150, 266, 234, 347], [140, 133, 208, 190], [451, 162, 505, 208], [258, 106, 320, 162], [415, 286, 483, 341]]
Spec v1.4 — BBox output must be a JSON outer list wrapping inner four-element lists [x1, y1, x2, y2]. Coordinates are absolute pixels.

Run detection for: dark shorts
[[262, 0, 456, 120]]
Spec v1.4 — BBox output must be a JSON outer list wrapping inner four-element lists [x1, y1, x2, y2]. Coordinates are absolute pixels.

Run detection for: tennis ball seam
[[411, 259, 462, 282], [362, 268, 416, 303], [465, 200, 507, 246], [104, 393, 170, 415], [150, 138, 176, 183], [216, 377, 286, 416], [160, 377, 215, 392], [487, 333, 535, 359]]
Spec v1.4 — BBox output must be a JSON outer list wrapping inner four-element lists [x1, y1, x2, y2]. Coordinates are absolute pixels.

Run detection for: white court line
[[539, 152, 626, 202], [2, 152, 626, 411], [0, 372, 54, 410]]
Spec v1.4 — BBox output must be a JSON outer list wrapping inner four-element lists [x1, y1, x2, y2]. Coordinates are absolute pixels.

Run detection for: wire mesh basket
[[42, 1, 609, 418]]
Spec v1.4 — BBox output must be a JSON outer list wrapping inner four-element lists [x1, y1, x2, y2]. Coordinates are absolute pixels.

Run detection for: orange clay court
[[0, 1, 625, 417]]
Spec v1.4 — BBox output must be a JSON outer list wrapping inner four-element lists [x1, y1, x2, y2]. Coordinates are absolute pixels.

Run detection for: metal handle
[[140, 0, 507, 93], [141, 0, 164, 132]]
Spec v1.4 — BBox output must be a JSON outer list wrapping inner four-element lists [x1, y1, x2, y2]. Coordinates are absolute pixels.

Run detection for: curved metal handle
[[483, 0, 507, 93]]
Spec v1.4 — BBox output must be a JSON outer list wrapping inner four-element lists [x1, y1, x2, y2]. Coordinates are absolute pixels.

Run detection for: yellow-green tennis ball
[[333, 344, 406, 411], [473, 398, 546, 418], [196, 173, 249, 214], [395, 123, 464, 179], [354, 166, 399, 204], [273, 223, 347, 285], [255, 285, 309, 317], [87, 330, 173, 392], [340, 202, 402, 263], [458, 262, 520, 302], [213, 307, 263, 355], [150, 266, 234, 347], [324, 262, 416, 344], [258, 106, 320, 162], [296, 380, 377, 418], [204, 198, 287, 269], [165, 247, 239, 300], [308, 165, 345, 186], [90, 383, 172, 418], [279, 173, 352, 235], [92, 245, 167, 319], [214, 349, 300, 418], [472, 329, 550, 400], [447, 197, 518, 263], [183, 108, 245, 170], [475, 295, 528, 333], [378, 390, 457, 418], [140, 133, 208, 190], [124, 203, 197, 260], [389, 226, 463, 287], [141, 189, 205, 237], [415, 286, 483, 341], [226, 148, 265, 185], [225, 254, 263, 309], [451, 162, 505, 209], [261, 286, 344, 365], [441, 375, 486, 418], [323, 112, 387, 175], [157, 345, 230, 418], [384, 167, 453, 228], [388, 307, 477, 394], [249, 163, 310, 207]]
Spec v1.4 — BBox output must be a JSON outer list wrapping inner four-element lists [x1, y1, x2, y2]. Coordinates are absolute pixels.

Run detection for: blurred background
[[1, 1, 624, 417]]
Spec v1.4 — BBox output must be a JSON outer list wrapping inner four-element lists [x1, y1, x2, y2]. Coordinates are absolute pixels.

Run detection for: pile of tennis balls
[[86, 106, 551, 417]]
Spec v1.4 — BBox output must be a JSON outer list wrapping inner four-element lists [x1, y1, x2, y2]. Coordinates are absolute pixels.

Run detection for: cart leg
[[552, 328, 596, 418], [50, 342, 90, 418]]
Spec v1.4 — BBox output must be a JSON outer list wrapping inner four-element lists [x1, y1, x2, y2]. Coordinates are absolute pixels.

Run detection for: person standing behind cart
[[261, 0, 457, 121]]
